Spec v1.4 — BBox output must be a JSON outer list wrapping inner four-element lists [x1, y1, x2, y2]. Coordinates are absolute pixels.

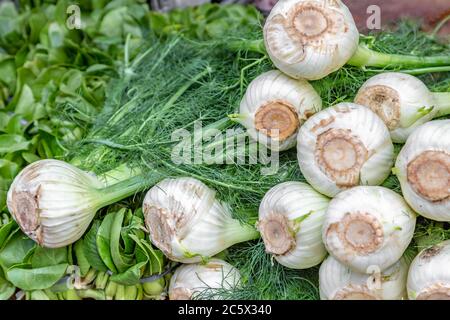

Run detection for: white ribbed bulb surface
[[395, 120, 450, 221], [169, 259, 241, 300], [407, 240, 450, 300], [263, 0, 359, 80], [7, 159, 104, 248], [143, 177, 258, 263], [297, 102, 394, 197], [355, 72, 437, 143], [258, 181, 329, 269], [239, 70, 322, 151], [320, 255, 409, 300], [322, 186, 416, 273]]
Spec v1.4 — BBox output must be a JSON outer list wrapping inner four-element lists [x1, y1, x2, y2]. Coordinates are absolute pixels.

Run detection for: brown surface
[[342, 0, 450, 34]]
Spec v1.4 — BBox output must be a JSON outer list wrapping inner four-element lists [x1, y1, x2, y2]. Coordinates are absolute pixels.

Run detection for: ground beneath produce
[[343, 0, 450, 34]]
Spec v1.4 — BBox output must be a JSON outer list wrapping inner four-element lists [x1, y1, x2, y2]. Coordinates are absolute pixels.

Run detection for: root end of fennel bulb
[[6, 159, 154, 248], [255, 101, 300, 141], [6, 160, 103, 248], [239, 70, 322, 151], [258, 214, 296, 256], [258, 181, 329, 269], [395, 119, 450, 221], [297, 102, 394, 197], [143, 177, 259, 263], [322, 186, 416, 274], [355, 72, 450, 143]]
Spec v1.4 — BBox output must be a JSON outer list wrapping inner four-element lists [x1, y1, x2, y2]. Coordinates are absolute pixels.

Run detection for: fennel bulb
[[7, 160, 151, 248], [297, 102, 394, 197], [322, 186, 416, 273], [263, 0, 450, 80], [407, 240, 450, 300], [264, 0, 359, 80], [355, 72, 450, 143], [395, 120, 450, 221], [168, 259, 241, 300], [142, 177, 259, 263], [237, 70, 322, 151], [258, 181, 329, 269], [320, 255, 409, 300]]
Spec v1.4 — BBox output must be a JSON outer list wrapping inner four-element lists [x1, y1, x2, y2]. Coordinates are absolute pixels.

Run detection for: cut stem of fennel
[[347, 45, 450, 68], [222, 218, 260, 245], [432, 92, 450, 117], [235, 39, 450, 71], [95, 171, 164, 209]]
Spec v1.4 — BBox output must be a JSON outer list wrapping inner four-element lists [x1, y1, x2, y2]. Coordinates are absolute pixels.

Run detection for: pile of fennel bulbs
[[70, 22, 450, 299], [4, 4, 450, 299]]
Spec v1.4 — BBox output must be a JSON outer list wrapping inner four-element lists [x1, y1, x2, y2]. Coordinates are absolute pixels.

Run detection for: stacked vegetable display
[[1, 0, 449, 300]]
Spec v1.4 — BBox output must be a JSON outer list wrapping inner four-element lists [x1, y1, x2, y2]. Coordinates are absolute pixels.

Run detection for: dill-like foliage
[[67, 20, 449, 300]]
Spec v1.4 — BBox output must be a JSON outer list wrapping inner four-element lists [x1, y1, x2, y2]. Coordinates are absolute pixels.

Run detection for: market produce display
[[0, 0, 449, 300]]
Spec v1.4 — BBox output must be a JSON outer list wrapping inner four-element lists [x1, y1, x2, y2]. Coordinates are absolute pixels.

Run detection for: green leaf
[[5, 114, 23, 135], [0, 2, 20, 46], [74, 239, 90, 277], [28, 290, 50, 300], [83, 220, 108, 272], [28, 10, 47, 44], [0, 134, 30, 153], [145, 242, 164, 275], [110, 208, 133, 273], [96, 213, 117, 273], [133, 237, 165, 276], [0, 158, 20, 179], [99, 7, 127, 38], [85, 64, 114, 74], [0, 276, 15, 300], [0, 220, 17, 249], [14, 84, 35, 120], [0, 178, 8, 210], [0, 56, 16, 89], [7, 263, 68, 290], [109, 261, 146, 286], [129, 235, 164, 275], [0, 112, 9, 131], [0, 232, 35, 272], [31, 246, 68, 268]]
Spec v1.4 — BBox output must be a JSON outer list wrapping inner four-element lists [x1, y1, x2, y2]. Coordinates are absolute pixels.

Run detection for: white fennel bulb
[[169, 259, 241, 300], [297, 102, 394, 197], [143, 177, 259, 263], [320, 255, 409, 300], [407, 240, 450, 300], [395, 120, 450, 221], [322, 186, 416, 273], [6, 160, 147, 248], [258, 181, 329, 269], [238, 70, 322, 151], [263, 0, 359, 80], [355, 72, 450, 143]]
